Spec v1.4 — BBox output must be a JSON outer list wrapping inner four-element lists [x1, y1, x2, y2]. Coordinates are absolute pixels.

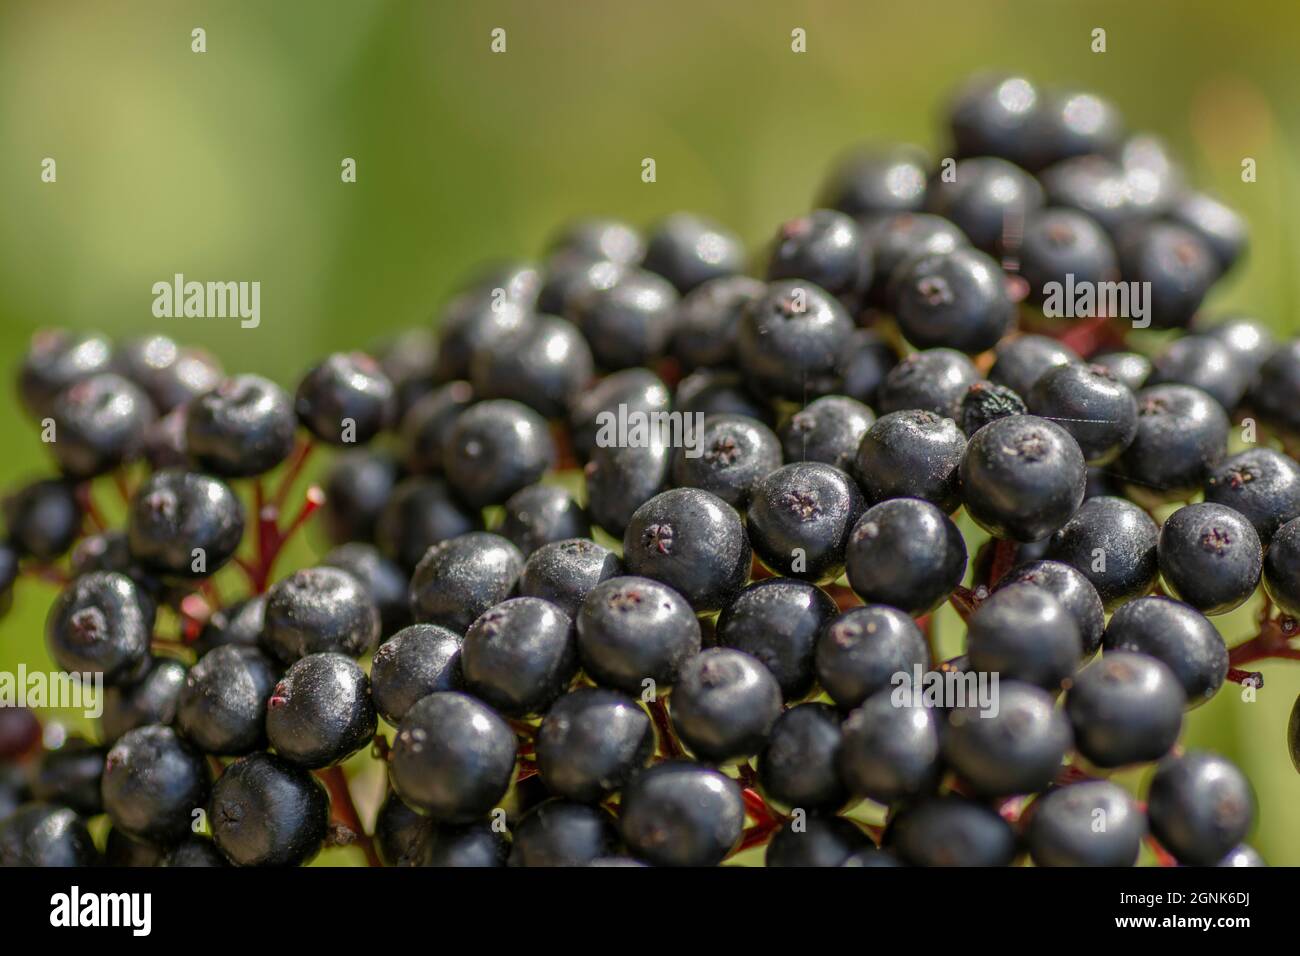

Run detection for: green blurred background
[[1, 0, 1298, 863]]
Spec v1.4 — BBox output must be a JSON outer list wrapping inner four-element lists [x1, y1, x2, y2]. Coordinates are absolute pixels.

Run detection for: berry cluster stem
[[317, 766, 381, 867]]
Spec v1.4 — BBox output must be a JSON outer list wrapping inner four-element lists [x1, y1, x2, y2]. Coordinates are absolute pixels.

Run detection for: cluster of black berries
[[3, 72, 1299, 869]]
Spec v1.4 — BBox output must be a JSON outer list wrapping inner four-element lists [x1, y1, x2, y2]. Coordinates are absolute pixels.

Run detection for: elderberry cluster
[[2, 73, 1298, 868]]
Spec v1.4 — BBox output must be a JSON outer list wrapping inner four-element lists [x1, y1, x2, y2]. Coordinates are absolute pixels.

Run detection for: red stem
[[271, 440, 316, 511], [318, 766, 381, 867], [648, 697, 684, 759]]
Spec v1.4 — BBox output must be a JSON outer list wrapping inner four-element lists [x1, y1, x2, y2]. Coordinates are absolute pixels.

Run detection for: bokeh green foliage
[[1, 0, 1298, 863]]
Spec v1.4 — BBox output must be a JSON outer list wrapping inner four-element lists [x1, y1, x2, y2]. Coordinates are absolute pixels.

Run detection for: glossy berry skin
[[3, 478, 82, 560], [1289, 693, 1300, 775], [672, 275, 766, 369], [815, 605, 929, 710], [210, 752, 329, 867], [46, 571, 154, 684], [266, 653, 377, 768], [1046, 495, 1160, 610], [838, 690, 942, 804], [747, 463, 864, 585], [537, 252, 622, 320], [1028, 364, 1137, 466], [947, 73, 1042, 168], [1204, 449, 1300, 545], [536, 687, 653, 803], [70, 529, 149, 585], [374, 792, 432, 866], [1091, 351, 1151, 392], [321, 542, 411, 638], [375, 475, 483, 572], [1116, 221, 1218, 329], [1148, 334, 1250, 412], [1157, 503, 1262, 615], [547, 216, 644, 266], [462, 597, 577, 717], [737, 280, 853, 401], [0, 803, 99, 867], [1219, 845, 1266, 868], [860, 212, 966, 308], [573, 269, 679, 370], [568, 367, 670, 461], [160, 836, 230, 867], [855, 409, 965, 512], [127, 469, 245, 580], [584, 438, 671, 539], [962, 415, 1087, 543], [49, 373, 155, 478], [369, 623, 462, 726], [836, 329, 899, 405], [619, 762, 744, 867], [845, 498, 967, 615], [1102, 596, 1228, 706], [671, 414, 782, 510], [995, 560, 1105, 657], [263, 566, 381, 663], [408, 532, 524, 634], [100, 656, 187, 743], [956, 381, 1026, 438], [1264, 517, 1300, 617], [576, 576, 702, 695], [509, 799, 620, 867], [376, 328, 438, 417], [716, 579, 837, 700], [470, 315, 595, 419], [1019, 208, 1118, 302], [967, 583, 1081, 690], [1026, 781, 1144, 867], [765, 209, 871, 302], [196, 595, 266, 656], [622, 488, 751, 613], [177, 645, 279, 755], [642, 213, 745, 294], [1250, 339, 1300, 436], [101, 724, 210, 844], [988, 335, 1078, 399], [186, 374, 298, 477], [1039, 156, 1141, 236], [675, 367, 774, 425], [295, 351, 396, 444], [497, 484, 590, 557], [886, 796, 1016, 867], [818, 144, 929, 218], [876, 348, 980, 417], [18, 328, 114, 420], [442, 399, 556, 509], [758, 703, 847, 812], [33, 737, 106, 817], [321, 449, 400, 545], [435, 292, 533, 383], [389, 692, 516, 823], [518, 538, 624, 619], [925, 156, 1044, 255], [893, 247, 1014, 354], [1204, 316, 1275, 376], [1065, 652, 1184, 768], [766, 816, 870, 868], [1146, 751, 1255, 866], [670, 648, 783, 762], [1170, 192, 1248, 276], [779, 396, 873, 473], [401, 381, 475, 474], [944, 682, 1072, 797]]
